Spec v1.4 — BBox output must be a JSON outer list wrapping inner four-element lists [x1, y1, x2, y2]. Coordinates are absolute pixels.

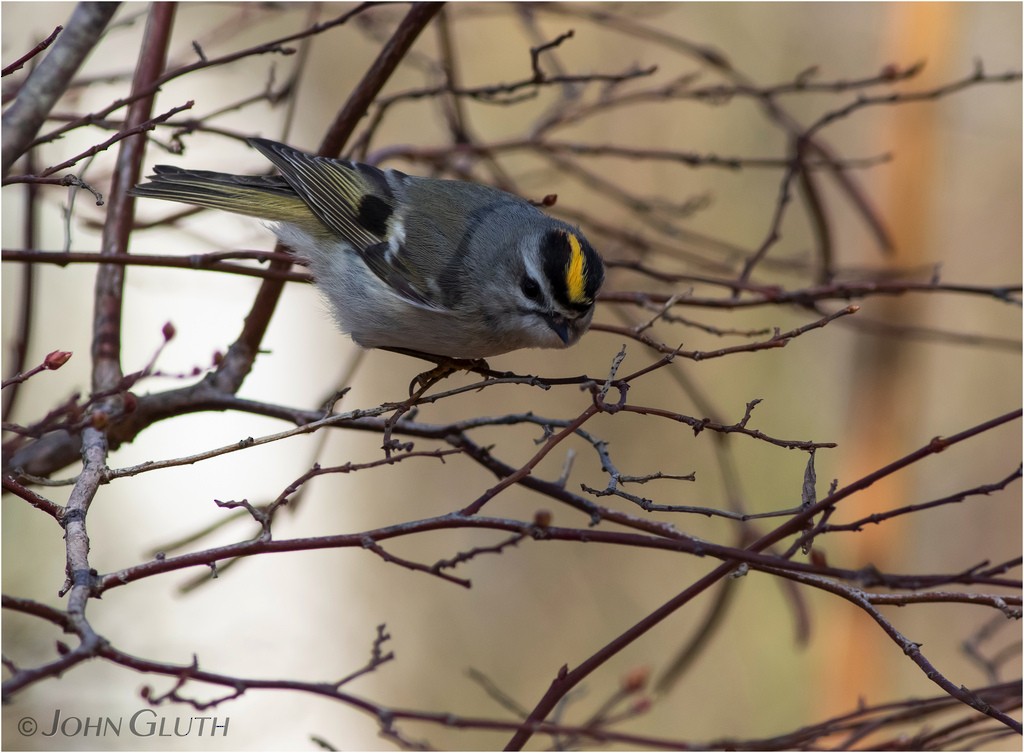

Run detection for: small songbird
[[131, 138, 604, 358]]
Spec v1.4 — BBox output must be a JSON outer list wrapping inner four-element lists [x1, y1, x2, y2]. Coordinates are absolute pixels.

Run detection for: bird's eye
[[520, 276, 542, 302]]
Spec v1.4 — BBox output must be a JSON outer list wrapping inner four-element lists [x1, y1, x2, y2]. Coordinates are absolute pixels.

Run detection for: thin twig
[[1, 25, 63, 77]]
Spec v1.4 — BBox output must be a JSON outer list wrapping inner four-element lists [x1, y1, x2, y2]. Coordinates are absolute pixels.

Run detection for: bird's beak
[[545, 314, 571, 345]]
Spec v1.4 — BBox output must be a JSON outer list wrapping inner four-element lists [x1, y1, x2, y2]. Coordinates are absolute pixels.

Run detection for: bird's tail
[[130, 164, 319, 228]]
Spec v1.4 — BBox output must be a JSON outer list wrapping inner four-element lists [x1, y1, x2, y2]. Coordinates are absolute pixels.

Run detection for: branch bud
[[621, 665, 650, 693], [44, 350, 72, 370]]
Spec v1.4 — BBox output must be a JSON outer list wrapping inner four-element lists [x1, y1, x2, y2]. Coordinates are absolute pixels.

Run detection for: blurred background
[[2, 2, 1021, 750]]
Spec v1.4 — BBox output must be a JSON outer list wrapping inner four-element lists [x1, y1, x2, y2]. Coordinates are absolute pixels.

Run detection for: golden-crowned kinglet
[[131, 138, 604, 358]]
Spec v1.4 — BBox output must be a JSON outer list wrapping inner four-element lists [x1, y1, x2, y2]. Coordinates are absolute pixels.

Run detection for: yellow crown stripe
[[565, 232, 588, 303]]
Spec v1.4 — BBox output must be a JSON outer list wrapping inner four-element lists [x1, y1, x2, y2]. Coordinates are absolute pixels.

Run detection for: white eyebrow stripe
[[521, 251, 546, 301]]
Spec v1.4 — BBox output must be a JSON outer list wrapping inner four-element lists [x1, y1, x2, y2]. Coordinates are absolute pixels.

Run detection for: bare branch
[[1, 25, 63, 77], [1, 3, 119, 175]]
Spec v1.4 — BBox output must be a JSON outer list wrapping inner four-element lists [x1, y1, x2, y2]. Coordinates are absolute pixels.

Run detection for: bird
[[131, 138, 604, 359]]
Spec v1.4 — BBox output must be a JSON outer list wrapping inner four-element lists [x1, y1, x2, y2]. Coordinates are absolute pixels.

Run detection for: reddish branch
[[1, 25, 63, 77]]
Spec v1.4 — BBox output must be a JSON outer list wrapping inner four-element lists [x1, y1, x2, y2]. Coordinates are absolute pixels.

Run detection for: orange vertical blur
[[816, 1, 958, 722]]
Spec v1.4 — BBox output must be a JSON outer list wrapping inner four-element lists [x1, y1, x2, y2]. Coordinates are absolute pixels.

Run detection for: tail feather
[[131, 165, 318, 228]]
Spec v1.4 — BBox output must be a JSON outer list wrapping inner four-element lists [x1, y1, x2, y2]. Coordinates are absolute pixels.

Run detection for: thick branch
[[1, 2, 119, 176]]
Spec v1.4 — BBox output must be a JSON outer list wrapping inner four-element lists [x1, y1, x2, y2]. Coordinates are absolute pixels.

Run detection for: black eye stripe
[[521, 275, 542, 301]]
